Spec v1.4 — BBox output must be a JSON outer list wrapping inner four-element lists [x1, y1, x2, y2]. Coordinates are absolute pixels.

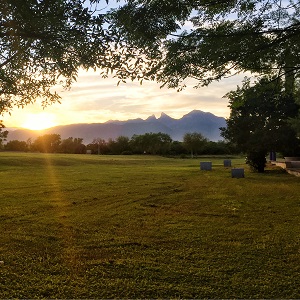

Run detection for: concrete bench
[[223, 159, 231, 167], [285, 157, 300, 162], [231, 168, 245, 178], [200, 162, 212, 171], [286, 161, 300, 169]]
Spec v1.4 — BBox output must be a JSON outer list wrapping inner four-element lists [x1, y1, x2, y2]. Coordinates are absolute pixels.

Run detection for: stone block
[[231, 168, 245, 178], [290, 161, 300, 168], [223, 159, 232, 167], [285, 157, 300, 162], [200, 162, 212, 171]]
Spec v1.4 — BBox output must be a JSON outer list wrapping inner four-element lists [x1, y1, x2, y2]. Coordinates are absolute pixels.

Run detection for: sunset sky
[[1, 1, 250, 131], [3, 69, 245, 130]]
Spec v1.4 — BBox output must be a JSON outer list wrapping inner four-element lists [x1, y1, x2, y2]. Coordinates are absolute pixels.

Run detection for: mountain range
[[6, 110, 226, 144]]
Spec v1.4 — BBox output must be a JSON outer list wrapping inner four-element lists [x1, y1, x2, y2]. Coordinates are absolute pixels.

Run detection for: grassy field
[[0, 152, 300, 298]]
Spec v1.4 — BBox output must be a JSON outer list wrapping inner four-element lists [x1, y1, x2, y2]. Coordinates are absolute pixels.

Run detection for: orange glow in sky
[[3, 69, 244, 129], [21, 113, 57, 130]]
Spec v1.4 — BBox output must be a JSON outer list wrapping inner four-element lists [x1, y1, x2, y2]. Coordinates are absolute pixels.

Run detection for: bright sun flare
[[21, 113, 57, 130]]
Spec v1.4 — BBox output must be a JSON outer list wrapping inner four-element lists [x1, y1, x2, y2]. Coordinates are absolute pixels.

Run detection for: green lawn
[[0, 152, 299, 298]]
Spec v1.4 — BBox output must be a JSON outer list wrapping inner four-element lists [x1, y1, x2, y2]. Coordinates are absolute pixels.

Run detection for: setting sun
[[21, 113, 57, 130]]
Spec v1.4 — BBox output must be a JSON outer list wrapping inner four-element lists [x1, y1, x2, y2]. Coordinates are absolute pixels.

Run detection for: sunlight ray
[[42, 153, 83, 276]]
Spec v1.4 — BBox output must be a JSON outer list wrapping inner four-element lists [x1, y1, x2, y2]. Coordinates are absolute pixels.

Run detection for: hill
[[7, 110, 226, 143]]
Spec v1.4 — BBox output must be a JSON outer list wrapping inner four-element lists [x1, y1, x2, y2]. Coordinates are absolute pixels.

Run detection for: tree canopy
[[221, 77, 300, 171], [183, 132, 207, 158], [1, 0, 300, 119], [0, 0, 119, 116], [108, 0, 300, 91]]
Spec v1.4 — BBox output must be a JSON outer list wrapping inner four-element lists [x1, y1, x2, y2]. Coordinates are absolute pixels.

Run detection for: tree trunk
[[284, 50, 295, 94]]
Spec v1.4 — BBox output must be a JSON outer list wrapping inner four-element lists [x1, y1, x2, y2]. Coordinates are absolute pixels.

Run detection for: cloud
[[3, 69, 246, 128]]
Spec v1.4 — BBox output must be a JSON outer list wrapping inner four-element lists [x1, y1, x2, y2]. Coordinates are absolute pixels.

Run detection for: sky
[[1, 1, 295, 130], [1, 0, 249, 131], [2, 1, 247, 130], [2, 69, 245, 130]]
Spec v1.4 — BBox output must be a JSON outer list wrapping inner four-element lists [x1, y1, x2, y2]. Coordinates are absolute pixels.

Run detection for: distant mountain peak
[[159, 112, 173, 120], [146, 114, 157, 121], [184, 109, 206, 116], [160, 112, 169, 117]]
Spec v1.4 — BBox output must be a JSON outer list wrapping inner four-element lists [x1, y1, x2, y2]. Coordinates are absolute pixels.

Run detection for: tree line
[[1, 132, 234, 156]]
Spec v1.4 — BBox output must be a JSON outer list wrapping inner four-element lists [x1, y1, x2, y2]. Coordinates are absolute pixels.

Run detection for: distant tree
[[151, 132, 173, 155], [32, 134, 61, 153], [169, 141, 187, 156], [5, 140, 28, 152], [183, 132, 208, 158], [130, 134, 145, 154], [202, 141, 232, 155], [130, 132, 172, 155], [221, 77, 300, 172], [59, 137, 86, 154], [26, 138, 33, 151], [115, 136, 131, 154], [73, 138, 86, 154], [59, 137, 73, 154], [107, 138, 118, 154], [87, 138, 109, 155]]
